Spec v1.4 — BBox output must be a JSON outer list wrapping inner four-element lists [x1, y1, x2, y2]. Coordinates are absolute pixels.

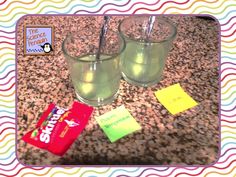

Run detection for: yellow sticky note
[[155, 83, 198, 115]]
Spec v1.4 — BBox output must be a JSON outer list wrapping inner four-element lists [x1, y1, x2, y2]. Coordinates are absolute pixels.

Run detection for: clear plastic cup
[[62, 30, 125, 106], [118, 16, 177, 87]]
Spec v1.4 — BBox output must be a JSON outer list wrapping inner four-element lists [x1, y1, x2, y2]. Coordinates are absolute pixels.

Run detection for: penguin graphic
[[40, 43, 53, 53]]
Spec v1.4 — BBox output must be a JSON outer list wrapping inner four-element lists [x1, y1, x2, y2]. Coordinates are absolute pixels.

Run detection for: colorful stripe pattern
[[0, 0, 235, 176]]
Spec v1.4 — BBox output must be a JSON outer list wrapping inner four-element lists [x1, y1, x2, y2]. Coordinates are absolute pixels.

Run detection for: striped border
[[0, 0, 235, 176]]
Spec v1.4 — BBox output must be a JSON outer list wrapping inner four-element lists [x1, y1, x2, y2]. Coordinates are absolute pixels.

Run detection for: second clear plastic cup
[[62, 30, 126, 106], [118, 16, 177, 87]]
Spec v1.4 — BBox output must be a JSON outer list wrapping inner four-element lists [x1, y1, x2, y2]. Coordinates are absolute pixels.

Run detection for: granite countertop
[[17, 16, 219, 165]]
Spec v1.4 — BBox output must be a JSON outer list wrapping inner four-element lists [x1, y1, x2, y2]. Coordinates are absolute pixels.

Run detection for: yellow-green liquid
[[70, 55, 120, 106], [121, 42, 166, 86]]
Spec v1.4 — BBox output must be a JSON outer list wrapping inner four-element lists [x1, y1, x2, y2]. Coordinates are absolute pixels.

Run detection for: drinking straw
[[140, 16, 156, 83], [145, 16, 156, 42], [96, 16, 111, 60]]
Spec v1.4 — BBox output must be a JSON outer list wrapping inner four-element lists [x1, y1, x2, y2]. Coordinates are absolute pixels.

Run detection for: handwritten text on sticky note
[[155, 83, 198, 115], [96, 105, 141, 143]]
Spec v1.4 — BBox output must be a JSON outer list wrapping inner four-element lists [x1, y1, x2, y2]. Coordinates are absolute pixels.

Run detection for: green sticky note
[[155, 83, 198, 115], [96, 105, 141, 142]]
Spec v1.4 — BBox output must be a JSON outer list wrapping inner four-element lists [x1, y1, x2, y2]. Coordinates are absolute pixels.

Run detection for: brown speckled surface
[[17, 16, 219, 165]]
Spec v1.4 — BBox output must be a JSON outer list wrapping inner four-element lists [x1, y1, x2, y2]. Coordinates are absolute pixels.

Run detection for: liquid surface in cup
[[121, 41, 166, 85], [70, 55, 120, 105]]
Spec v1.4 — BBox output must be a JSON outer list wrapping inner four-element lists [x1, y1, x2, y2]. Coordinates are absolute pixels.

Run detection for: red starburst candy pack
[[22, 101, 93, 156]]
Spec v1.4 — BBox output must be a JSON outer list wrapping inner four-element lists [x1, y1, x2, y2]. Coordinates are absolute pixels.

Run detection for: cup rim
[[118, 16, 177, 44], [62, 31, 126, 63]]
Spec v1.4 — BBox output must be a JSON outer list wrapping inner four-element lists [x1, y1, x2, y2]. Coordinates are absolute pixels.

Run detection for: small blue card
[[24, 25, 54, 55]]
